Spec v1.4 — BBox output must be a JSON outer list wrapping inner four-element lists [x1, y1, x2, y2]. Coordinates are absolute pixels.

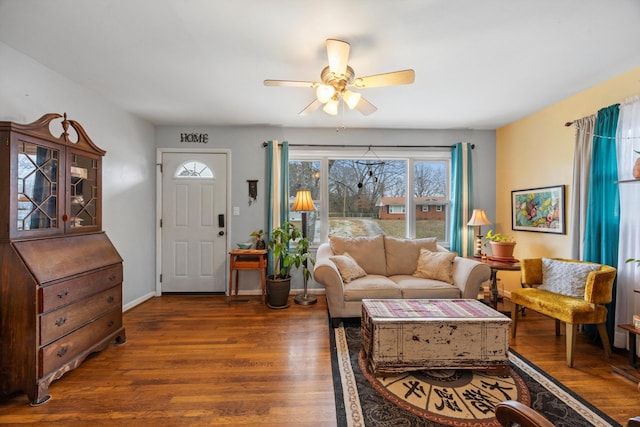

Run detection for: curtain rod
[[262, 142, 474, 149]]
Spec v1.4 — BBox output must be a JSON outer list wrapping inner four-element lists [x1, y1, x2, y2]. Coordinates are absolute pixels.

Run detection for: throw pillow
[[538, 258, 601, 298], [384, 236, 438, 276], [412, 248, 456, 284], [329, 234, 386, 275], [329, 252, 367, 283]]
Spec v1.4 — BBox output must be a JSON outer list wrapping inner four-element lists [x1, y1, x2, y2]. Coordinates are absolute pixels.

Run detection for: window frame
[[289, 148, 451, 246]]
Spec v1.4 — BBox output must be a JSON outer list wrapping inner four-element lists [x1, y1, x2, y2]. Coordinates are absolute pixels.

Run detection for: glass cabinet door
[[17, 140, 60, 232], [68, 151, 99, 231]]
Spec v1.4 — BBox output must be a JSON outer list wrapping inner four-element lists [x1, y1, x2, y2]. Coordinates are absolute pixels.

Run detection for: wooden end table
[[611, 323, 640, 391], [468, 257, 521, 311], [228, 249, 268, 304]]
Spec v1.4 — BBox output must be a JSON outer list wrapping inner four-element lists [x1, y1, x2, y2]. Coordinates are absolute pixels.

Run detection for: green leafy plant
[[250, 229, 264, 242], [484, 229, 514, 243], [626, 258, 640, 268], [268, 222, 314, 280]]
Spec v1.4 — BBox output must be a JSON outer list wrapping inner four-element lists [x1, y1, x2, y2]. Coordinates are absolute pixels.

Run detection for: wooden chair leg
[[596, 323, 612, 357], [511, 304, 519, 338], [566, 323, 578, 367]]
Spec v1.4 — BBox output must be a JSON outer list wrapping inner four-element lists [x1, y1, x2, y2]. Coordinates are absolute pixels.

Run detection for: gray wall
[[0, 42, 157, 309], [156, 126, 497, 292]]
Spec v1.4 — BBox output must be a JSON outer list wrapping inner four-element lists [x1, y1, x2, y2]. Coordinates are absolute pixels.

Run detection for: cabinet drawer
[[40, 308, 122, 377], [40, 264, 122, 313], [40, 285, 122, 346]]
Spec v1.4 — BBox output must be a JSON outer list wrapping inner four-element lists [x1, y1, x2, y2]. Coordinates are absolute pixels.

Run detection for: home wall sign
[[180, 133, 209, 144]]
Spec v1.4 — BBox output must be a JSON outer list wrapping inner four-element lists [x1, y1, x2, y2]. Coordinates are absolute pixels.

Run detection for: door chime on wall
[[355, 146, 385, 188], [247, 180, 258, 205]]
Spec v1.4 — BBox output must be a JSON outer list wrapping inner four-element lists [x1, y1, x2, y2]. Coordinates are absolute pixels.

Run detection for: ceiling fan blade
[[353, 69, 415, 88], [355, 97, 377, 116], [299, 99, 323, 116], [264, 79, 318, 88], [326, 39, 350, 77]]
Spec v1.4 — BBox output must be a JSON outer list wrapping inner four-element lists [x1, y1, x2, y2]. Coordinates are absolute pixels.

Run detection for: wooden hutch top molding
[[1, 112, 106, 156]]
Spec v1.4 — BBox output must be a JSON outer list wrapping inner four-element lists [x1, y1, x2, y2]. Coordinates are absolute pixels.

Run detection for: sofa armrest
[[313, 242, 346, 300], [451, 256, 492, 299]]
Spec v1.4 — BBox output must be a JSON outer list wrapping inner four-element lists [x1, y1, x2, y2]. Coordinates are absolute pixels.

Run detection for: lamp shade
[[291, 190, 316, 212], [323, 98, 339, 115], [316, 84, 335, 103], [467, 209, 492, 226], [343, 90, 361, 110]]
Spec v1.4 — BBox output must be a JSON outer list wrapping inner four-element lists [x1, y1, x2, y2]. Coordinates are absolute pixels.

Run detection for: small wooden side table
[[612, 323, 640, 391], [470, 257, 521, 311], [228, 249, 268, 304]]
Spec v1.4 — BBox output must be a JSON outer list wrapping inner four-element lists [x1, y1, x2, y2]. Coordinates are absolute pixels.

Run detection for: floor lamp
[[291, 190, 317, 305], [467, 209, 492, 258]]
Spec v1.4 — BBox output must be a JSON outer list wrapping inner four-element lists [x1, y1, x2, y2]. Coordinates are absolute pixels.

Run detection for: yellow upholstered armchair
[[510, 257, 617, 367]]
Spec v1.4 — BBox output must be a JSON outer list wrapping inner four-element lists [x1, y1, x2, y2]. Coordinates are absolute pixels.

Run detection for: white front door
[[161, 152, 227, 292]]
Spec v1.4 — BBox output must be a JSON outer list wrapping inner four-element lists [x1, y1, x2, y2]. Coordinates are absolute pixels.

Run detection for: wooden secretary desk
[[0, 113, 125, 405]]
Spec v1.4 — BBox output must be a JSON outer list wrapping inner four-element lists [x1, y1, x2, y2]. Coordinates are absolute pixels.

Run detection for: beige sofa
[[313, 234, 492, 326]]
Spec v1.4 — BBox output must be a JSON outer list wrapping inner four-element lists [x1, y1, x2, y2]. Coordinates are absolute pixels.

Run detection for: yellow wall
[[495, 66, 640, 293]]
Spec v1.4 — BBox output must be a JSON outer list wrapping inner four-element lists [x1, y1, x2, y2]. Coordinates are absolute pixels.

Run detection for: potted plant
[[250, 229, 266, 249], [266, 221, 314, 309], [484, 229, 516, 260]]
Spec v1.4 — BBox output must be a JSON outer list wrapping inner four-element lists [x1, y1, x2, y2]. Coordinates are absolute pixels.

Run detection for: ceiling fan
[[264, 39, 415, 116]]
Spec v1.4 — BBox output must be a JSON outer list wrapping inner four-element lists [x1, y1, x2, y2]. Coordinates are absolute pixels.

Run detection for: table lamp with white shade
[[467, 209, 492, 258]]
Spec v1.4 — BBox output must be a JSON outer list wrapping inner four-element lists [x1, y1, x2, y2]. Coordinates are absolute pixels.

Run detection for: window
[[174, 161, 214, 179], [289, 149, 450, 245], [389, 205, 406, 214]]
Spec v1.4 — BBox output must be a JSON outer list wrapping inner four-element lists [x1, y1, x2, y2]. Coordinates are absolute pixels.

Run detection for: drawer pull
[[107, 296, 114, 303], [57, 290, 69, 299], [57, 347, 68, 357], [109, 274, 116, 281], [55, 317, 67, 327], [108, 320, 115, 327]]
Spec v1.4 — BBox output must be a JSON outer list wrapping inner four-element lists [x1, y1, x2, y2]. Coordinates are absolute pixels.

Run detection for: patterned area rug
[[331, 323, 621, 427]]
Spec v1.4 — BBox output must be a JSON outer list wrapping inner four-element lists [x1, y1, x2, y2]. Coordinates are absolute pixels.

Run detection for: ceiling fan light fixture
[[323, 98, 339, 115], [316, 84, 335, 103], [343, 90, 361, 110]]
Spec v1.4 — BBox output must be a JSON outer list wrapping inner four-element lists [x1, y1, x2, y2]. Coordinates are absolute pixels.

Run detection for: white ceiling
[[1, 0, 639, 130]]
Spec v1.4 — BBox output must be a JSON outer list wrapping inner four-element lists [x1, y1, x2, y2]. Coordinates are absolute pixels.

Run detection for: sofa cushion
[[412, 249, 456, 284], [384, 236, 438, 275], [329, 252, 367, 283], [329, 234, 387, 276], [538, 258, 600, 298], [342, 275, 402, 301], [391, 275, 462, 299]]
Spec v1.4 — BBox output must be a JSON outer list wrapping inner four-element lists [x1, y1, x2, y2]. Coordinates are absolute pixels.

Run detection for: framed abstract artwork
[[511, 185, 565, 234]]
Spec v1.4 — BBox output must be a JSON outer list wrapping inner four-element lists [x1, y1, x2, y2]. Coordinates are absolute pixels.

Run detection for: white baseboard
[[123, 291, 156, 312]]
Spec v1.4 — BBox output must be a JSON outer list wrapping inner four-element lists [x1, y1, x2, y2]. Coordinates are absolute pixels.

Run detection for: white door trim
[[156, 148, 232, 296]]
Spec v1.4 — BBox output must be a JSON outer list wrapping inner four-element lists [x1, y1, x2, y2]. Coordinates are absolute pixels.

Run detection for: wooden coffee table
[[361, 299, 512, 376]]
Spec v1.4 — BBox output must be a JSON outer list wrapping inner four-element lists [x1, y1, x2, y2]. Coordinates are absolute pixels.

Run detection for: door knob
[[218, 231, 225, 236]]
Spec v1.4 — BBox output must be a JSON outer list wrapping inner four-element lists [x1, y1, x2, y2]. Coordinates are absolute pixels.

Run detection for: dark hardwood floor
[[0, 295, 638, 426]]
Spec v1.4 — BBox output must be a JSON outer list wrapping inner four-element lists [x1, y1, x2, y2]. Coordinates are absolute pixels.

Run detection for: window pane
[[328, 159, 407, 238], [288, 160, 320, 244], [414, 161, 447, 240]]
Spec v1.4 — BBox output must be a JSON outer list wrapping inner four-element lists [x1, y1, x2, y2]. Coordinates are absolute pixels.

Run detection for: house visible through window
[[289, 149, 450, 245]]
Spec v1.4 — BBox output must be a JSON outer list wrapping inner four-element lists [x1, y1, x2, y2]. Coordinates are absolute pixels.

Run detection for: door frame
[[155, 148, 232, 296]]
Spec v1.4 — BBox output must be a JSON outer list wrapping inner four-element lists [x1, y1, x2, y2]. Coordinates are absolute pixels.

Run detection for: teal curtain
[[449, 142, 474, 256], [584, 104, 620, 343], [266, 140, 289, 276]]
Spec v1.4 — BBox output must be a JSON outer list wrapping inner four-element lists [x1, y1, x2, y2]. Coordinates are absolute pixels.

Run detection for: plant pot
[[633, 158, 640, 179], [266, 276, 290, 309], [489, 241, 516, 260]]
